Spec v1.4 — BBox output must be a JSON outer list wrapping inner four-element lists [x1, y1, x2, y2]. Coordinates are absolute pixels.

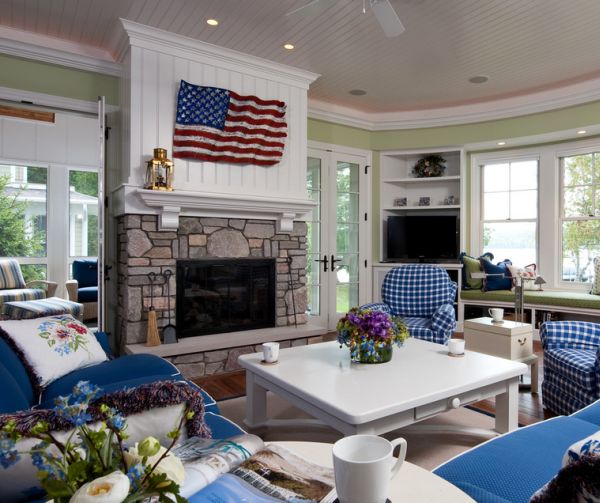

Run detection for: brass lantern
[[145, 148, 174, 191]]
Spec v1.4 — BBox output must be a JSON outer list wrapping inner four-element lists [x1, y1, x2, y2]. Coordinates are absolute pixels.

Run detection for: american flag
[[172, 80, 287, 166]]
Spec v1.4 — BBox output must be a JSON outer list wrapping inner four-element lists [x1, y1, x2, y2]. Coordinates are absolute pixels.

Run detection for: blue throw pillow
[[480, 259, 512, 291], [72, 259, 98, 288]]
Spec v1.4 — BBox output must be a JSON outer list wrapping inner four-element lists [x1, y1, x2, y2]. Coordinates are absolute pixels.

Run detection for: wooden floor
[[195, 336, 555, 427]]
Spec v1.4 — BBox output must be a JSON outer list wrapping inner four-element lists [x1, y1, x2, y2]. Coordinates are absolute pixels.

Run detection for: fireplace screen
[[176, 258, 276, 337]]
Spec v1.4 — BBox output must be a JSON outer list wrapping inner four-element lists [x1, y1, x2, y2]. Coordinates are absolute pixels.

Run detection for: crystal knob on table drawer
[[451, 397, 461, 409]]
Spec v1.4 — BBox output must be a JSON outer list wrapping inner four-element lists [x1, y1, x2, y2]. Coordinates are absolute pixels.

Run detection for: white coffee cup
[[333, 435, 407, 503], [262, 342, 279, 363], [448, 338, 465, 356], [489, 308, 504, 322]]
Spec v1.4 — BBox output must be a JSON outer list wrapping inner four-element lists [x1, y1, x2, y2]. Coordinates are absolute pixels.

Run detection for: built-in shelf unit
[[379, 147, 465, 262]]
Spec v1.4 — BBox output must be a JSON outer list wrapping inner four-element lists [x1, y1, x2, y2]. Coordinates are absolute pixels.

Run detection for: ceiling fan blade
[[286, 0, 331, 18], [370, 0, 405, 37]]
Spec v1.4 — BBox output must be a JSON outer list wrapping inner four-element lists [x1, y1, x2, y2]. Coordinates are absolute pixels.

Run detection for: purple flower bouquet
[[336, 308, 409, 363]]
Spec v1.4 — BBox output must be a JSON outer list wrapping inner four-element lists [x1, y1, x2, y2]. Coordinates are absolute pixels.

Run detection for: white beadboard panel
[[66, 115, 98, 167], [119, 24, 316, 215], [35, 117, 67, 164], [1, 117, 36, 161], [0, 113, 97, 168]]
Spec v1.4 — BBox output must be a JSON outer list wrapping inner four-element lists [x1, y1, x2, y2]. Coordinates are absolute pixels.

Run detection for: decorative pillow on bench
[[530, 430, 600, 502], [0, 314, 107, 394]]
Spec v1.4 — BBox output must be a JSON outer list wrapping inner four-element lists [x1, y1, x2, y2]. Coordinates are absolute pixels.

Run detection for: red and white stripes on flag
[[172, 80, 287, 166]]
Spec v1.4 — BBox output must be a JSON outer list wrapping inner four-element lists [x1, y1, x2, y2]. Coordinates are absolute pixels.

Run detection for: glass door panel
[[307, 149, 368, 329]]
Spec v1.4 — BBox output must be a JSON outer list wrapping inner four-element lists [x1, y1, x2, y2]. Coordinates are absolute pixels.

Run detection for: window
[[480, 159, 538, 266], [560, 151, 600, 283], [0, 164, 48, 281], [0, 164, 98, 285]]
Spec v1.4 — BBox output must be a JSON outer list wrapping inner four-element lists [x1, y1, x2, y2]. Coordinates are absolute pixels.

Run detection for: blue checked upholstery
[[371, 265, 457, 345], [540, 321, 600, 415]]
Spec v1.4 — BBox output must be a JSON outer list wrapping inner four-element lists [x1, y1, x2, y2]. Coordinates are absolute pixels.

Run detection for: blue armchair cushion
[[0, 364, 30, 413], [544, 348, 596, 391], [0, 337, 35, 405], [39, 353, 181, 406], [481, 259, 512, 291], [382, 265, 457, 317], [434, 416, 600, 503], [77, 286, 98, 303], [72, 259, 98, 288]]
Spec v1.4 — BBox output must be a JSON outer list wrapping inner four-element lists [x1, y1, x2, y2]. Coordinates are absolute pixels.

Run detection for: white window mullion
[[46, 165, 70, 298]]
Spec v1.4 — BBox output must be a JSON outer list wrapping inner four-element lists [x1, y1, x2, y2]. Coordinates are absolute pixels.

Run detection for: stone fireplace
[[117, 214, 322, 379]]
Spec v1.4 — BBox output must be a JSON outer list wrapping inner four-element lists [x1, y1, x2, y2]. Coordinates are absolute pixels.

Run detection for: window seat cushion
[[460, 289, 600, 311]]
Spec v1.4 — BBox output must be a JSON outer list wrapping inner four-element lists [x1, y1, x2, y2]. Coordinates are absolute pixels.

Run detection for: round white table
[[270, 441, 475, 502]]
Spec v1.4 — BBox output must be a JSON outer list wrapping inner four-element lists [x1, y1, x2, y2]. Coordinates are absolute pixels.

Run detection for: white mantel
[[136, 187, 315, 231]]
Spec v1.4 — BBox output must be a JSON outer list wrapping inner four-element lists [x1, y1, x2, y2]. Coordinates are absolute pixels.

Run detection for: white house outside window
[[560, 151, 600, 283], [0, 164, 97, 284], [480, 159, 538, 266]]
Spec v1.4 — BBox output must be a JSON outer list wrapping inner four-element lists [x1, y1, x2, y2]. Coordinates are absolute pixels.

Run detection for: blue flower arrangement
[[0, 381, 191, 502], [336, 307, 409, 363]]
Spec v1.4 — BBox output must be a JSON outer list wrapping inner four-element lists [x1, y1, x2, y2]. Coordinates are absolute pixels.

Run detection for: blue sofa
[[434, 399, 600, 502], [0, 325, 243, 501]]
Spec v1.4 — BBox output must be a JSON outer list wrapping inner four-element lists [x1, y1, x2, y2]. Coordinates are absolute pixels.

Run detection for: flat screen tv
[[387, 215, 459, 262]]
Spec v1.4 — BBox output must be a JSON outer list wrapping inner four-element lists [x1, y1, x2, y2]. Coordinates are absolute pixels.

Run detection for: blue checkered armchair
[[364, 264, 457, 345], [540, 321, 600, 415]]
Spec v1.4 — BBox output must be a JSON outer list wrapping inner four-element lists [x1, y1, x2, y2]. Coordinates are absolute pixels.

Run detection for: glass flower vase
[[350, 339, 394, 364]]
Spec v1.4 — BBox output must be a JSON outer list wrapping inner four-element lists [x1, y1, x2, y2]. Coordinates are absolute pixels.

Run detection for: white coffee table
[[271, 441, 475, 502], [238, 338, 527, 436]]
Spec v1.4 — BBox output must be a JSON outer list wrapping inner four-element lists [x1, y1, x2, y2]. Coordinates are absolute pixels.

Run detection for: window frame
[[558, 148, 600, 285], [472, 154, 540, 266], [0, 160, 99, 289]]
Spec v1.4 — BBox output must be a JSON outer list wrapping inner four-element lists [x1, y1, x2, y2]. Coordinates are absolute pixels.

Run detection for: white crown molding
[[309, 76, 600, 131], [114, 19, 319, 89], [0, 26, 121, 77], [0, 86, 118, 114]]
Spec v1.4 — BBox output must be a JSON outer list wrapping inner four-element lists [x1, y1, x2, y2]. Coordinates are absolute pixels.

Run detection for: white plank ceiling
[[1, 0, 600, 113]]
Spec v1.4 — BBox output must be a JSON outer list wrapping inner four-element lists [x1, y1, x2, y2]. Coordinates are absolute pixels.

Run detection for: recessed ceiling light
[[349, 89, 367, 96], [206, 19, 219, 26], [497, 141, 506, 146], [283, 43, 295, 50], [577, 129, 587, 135], [469, 75, 489, 84]]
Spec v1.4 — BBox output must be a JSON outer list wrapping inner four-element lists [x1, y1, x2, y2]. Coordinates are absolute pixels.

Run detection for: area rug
[[217, 393, 496, 471]]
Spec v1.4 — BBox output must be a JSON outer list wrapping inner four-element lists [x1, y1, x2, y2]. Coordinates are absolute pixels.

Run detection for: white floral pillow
[[507, 263, 541, 291], [0, 314, 107, 389]]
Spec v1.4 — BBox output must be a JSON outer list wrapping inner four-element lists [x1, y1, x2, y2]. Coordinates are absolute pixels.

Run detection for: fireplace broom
[[146, 272, 161, 347]]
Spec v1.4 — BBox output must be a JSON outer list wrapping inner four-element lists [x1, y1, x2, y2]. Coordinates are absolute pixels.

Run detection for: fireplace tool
[[146, 272, 161, 347], [162, 269, 177, 344], [286, 256, 298, 327]]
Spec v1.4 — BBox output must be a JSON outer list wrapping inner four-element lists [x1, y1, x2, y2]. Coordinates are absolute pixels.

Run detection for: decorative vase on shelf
[[336, 308, 409, 364]]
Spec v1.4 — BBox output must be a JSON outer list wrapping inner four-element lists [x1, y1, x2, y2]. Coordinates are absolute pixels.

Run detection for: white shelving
[[379, 147, 465, 261]]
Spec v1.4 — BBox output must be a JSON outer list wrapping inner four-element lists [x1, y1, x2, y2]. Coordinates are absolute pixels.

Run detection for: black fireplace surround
[[176, 258, 276, 337]]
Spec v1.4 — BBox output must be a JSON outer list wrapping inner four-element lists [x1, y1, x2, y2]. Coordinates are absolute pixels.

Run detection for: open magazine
[[173, 434, 337, 502]]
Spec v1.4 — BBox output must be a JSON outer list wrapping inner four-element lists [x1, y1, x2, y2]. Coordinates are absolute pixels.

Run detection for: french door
[[306, 144, 371, 329]]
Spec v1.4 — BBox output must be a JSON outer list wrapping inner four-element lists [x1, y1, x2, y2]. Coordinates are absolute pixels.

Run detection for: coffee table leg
[[494, 378, 519, 433], [530, 358, 539, 395], [245, 371, 268, 429]]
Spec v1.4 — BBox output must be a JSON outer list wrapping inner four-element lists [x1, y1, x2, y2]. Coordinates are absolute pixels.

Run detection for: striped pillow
[[0, 259, 26, 290]]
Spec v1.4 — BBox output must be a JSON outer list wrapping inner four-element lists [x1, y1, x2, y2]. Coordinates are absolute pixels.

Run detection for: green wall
[[309, 100, 600, 260], [0, 54, 119, 105]]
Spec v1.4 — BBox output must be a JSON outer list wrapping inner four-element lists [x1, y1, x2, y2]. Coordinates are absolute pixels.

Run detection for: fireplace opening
[[176, 258, 276, 337]]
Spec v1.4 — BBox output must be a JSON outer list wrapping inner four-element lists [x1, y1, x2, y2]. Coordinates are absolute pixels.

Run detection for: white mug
[[448, 338, 465, 356], [333, 435, 407, 503], [489, 308, 504, 322], [262, 342, 279, 363]]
